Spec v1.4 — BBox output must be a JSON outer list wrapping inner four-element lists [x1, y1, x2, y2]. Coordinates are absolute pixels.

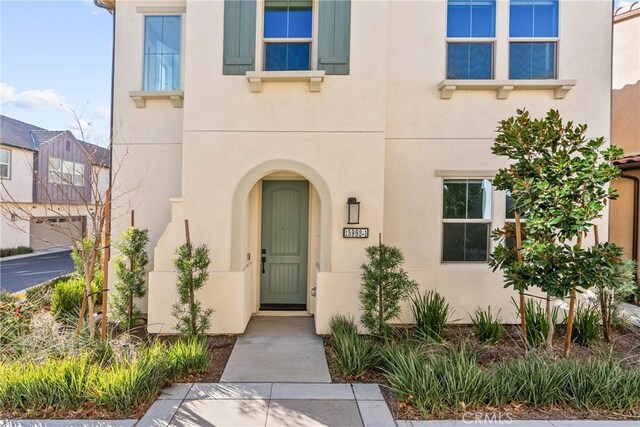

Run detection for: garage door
[[30, 217, 84, 250]]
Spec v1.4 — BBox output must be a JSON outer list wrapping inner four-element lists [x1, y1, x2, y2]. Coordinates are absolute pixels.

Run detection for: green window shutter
[[317, 0, 351, 75], [223, 0, 257, 75]]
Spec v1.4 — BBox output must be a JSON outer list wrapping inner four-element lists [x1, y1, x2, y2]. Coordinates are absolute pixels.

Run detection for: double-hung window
[[143, 15, 181, 91], [446, 0, 496, 79], [0, 148, 10, 179], [263, 0, 313, 71], [49, 158, 62, 184], [442, 179, 492, 262], [49, 158, 84, 187], [509, 0, 558, 79]]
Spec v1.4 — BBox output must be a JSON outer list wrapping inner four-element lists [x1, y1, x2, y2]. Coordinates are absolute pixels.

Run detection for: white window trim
[[130, 11, 185, 108], [0, 148, 11, 180], [441, 178, 493, 264]]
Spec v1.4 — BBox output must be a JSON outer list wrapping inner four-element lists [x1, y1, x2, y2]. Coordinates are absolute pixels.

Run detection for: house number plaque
[[343, 228, 369, 238]]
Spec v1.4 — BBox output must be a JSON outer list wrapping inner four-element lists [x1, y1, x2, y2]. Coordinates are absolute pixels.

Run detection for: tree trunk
[[545, 294, 555, 353], [564, 287, 577, 357], [514, 212, 527, 349], [128, 292, 134, 330]]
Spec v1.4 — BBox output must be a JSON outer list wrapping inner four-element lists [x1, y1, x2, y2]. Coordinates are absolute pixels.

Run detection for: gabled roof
[[0, 115, 110, 168]]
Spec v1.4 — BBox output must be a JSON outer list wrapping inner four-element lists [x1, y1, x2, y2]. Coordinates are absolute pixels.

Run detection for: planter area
[[323, 321, 640, 421]]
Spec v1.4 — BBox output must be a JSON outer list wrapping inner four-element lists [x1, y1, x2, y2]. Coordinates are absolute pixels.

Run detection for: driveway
[[0, 249, 74, 293]]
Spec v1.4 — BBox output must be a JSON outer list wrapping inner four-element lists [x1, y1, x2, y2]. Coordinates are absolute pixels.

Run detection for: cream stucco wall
[[1, 146, 34, 248], [110, 0, 613, 334]]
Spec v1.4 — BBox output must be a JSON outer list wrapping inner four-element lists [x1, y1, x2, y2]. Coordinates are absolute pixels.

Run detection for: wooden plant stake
[[564, 232, 583, 357], [185, 219, 191, 245], [514, 211, 527, 349], [378, 233, 383, 338], [100, 189, 112, 340]]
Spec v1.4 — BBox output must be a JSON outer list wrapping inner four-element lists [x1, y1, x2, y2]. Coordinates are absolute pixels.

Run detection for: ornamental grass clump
[[519, 298, 558, 348], [167, 337, 210, 377], [329, 314, 377, 379], [570, 302, 600, 347], [410, 290, 451, 342], [471, 306, 503, 345]]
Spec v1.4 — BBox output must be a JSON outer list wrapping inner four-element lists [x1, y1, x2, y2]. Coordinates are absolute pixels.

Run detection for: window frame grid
[[141, 14, 183, 92], [445, 40, 496, 80], [260, 0, 317, 71], [441, 178, 493, 264], [508, 39, 558, 79], [0, 148, 11, 180]]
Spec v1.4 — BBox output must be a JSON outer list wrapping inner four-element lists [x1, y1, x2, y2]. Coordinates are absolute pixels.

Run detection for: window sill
[[436, 79, 576, 100], [245, 71, 326, 93], [129, 91, 184, 108]]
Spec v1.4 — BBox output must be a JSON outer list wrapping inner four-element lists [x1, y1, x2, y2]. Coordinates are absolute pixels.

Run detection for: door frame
[[256, 176, 313, 313]]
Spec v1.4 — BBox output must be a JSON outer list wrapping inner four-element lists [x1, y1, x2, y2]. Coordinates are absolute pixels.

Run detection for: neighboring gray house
[[0, 115, 110, 250]]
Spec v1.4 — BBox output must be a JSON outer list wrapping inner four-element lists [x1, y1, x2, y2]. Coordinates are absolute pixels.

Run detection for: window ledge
[[129, 91, 184, 108], [436, 79, 577, 100], [245, 71, 326, 93]]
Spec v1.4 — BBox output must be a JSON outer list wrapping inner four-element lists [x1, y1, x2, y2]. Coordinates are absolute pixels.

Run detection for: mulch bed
[[323, 325, 640, 421]]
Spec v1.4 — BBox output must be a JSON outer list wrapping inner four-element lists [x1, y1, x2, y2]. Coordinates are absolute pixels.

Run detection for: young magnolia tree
[[112, 227, 149, 330], [490, 109, 622, 355], [359, 237, 418, 338]]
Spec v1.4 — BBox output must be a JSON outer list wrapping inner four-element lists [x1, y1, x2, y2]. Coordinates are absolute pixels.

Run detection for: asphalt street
[[0, 250, 74, 293]]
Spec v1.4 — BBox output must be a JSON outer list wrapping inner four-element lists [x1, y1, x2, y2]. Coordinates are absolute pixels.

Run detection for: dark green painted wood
[[260, 181, 309, 306], [318, 0, 351, 75], [223, 0, 257, 75]]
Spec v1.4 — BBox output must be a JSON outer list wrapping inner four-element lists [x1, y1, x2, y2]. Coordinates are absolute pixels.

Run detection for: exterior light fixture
[[347, 197, 360, 224]]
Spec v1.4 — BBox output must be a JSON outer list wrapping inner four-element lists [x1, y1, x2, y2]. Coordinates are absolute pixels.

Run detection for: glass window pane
[[510, 42, 555, 79], [288, 6, 312, 37], [0, 149, 8, 163], [467, 180, 491, 219], [144, 16, 181, 91], [506, 193, 515, 219], [465, 223, 489, 261], [471, 1, 495, 37], [447, 43, 492, 80], [264, 6, 288, 38], [533, 0, 558, 37], [443, 223, 466, 261], [265, 42, 310, 71], [447, 2, 471, 37], [0, 164, 8, 178], [509, 2, 534, 37], [443, 180, 468, 219]]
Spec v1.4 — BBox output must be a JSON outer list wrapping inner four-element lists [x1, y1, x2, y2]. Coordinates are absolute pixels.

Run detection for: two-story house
[[0, 115, 110, 250], [611, 2, 640, 286], [98, 0, 613, 334]]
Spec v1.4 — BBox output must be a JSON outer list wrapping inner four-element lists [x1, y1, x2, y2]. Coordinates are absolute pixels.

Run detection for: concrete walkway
[[221, 316, 331, 383], [137, 382, 393, 427]]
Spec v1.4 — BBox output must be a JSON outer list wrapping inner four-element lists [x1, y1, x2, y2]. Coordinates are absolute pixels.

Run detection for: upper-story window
[[446, 0, 496, 79], [263, 0, 313, 71], [442, 179, 492, 262], [49, 158, 85, 187], [509, 0, 558, 79], [143, 15, 181, 91], [0, 148, 10, 179]]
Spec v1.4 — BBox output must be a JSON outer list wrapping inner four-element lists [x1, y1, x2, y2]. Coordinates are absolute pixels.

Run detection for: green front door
[[260, 180, 309, 309]]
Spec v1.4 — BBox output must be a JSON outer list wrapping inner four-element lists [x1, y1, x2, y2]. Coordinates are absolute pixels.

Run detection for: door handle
[[261, 249, 266, 274]]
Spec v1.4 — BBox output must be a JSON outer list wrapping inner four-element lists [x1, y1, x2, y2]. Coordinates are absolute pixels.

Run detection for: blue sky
[[0, 0, 630, 147], [1, 0, 113, 146]]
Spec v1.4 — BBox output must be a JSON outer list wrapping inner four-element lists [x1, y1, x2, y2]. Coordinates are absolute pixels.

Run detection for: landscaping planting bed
[[323, 324, 640, 421]]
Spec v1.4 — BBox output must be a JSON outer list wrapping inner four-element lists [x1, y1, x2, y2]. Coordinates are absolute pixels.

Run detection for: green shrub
[[471, 306, 503, 344], [570, 303, 600, 346], [0, 296, 36, 345], [329, 314, 358, 338], [331, 332, 378, 379], [50, 277, 99, 321], [0, 246, 33, 257], [410, 290, 451, 342], [167, 337, 210, 376], [518, 298, 558, 348], [90, 343, 167, 412]]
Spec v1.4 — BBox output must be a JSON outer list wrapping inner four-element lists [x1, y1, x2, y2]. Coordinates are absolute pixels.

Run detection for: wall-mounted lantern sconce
[[347, 197, 360, 224]]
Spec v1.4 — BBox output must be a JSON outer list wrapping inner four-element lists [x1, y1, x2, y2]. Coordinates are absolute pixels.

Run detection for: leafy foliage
[[71, 237, 100, 277], [570, 303, 600, 347], [50, 277, 99, 322], [0, 295, 37, 345], [0, 246, 33, 257], [410, 290, 451, 342], [172, 243, 213, 337], [359, 243, 418, 337], [471, 306, 504, 344], [112, 227, 150, 331]]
